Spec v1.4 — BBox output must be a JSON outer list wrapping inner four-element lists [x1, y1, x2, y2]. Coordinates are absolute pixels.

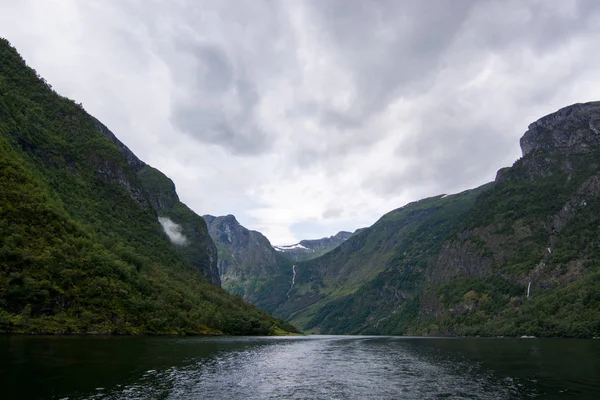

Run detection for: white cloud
[[158, 217, 189, 246]]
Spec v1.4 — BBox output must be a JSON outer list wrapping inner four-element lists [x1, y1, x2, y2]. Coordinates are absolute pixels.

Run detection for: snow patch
[[441, 194, 449, 198], [158, 217, 188, 246], [275, 243, 313, 251]]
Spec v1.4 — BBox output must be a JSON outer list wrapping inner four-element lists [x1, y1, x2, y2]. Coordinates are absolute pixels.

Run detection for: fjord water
[[1, 336, 599, 400]]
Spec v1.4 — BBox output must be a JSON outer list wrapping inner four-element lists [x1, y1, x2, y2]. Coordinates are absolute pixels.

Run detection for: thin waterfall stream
[[286, 265, 296, 298]]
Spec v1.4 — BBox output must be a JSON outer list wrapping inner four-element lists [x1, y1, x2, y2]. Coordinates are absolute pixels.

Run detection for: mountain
[[0, 38, 297, 335], [202, 215, 295, 313], [274, 231, 353, 262], [272, 102, 600, 338]]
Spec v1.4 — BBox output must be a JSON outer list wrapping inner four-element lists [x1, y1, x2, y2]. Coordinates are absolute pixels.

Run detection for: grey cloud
[[466, 0, 600, 54], [153, 0, 295, 156], [193, 45, 234, 93], [169, 41, 270, 155], [8, 0, 600, 243], [322, 208, 343, 219], [304, 0, 475, 115]]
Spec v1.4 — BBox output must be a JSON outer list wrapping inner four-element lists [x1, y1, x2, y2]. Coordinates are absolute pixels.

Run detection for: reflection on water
[[1, 335, 599, 400]]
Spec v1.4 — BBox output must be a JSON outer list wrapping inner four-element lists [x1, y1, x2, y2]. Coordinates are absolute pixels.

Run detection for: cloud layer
[[2, 0, 600, 244]]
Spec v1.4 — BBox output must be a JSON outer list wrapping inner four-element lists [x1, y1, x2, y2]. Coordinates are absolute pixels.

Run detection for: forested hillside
[[0, 38, 297, 335], [273, 102, 600, 338]]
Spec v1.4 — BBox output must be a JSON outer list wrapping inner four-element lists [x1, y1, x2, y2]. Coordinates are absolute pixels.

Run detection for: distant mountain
[[0, 38, 296, 335], [203, 215, 295, 313], [271, 102, 600, 338], [274, 231, 353, 262]]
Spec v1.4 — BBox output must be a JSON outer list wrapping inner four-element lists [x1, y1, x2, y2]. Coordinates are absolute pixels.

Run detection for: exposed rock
[[202, 214, 292, 312], [498, 102, 600, 183], [520, 101, 600, 156], [266, 101, 600, 337], [93, 117, 146, 172], [139, 166, 220, 285]]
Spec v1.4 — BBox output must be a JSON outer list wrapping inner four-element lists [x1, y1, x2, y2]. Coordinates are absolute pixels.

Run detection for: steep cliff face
[[414, 102, 600, 337], [203, 215, 293, 312], [274, 231, 353, 262], [520, 102, 600, 157], [273, 102, 600, 337], [139, 167, 219, 285], [86, 118, 220, 285]]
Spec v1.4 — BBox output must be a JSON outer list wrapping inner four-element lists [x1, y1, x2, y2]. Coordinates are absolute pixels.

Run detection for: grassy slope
[[0, 38, 297, 335], [276, 187, 489, 331]]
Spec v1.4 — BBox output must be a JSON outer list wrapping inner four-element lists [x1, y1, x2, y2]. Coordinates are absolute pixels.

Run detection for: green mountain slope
[[0, 38, 296, 335], [274, 102, 600, 338], [274, 187, 491, 330], [203, 215, 294, 313]]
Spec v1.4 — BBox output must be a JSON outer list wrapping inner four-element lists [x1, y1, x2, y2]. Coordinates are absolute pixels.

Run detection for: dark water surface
[[1, 335, 599, 400]]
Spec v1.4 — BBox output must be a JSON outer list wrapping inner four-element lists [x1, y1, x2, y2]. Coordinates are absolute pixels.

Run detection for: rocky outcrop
[[203, 214, 279, 279], [93, 117, 146, 172], [203, 214, 293, 312], [271, 102, 600, 337], [92, 118, 219, 286], [498, 102, 600, 183], [520, 101, 600, 156]]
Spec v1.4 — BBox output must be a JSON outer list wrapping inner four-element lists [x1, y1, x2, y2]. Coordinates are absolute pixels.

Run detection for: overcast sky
[[2, 0, 600, 244]]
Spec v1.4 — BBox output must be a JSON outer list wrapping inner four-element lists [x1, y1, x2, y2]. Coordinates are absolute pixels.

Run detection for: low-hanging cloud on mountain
[[158, 217, 189, 246]]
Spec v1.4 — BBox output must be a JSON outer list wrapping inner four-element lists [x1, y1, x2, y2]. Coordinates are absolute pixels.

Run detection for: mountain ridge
[[202, 214, 295, 313], [0, 38, 296, 335], [268, 101, 600, 337], [273, 231, 353, 262]]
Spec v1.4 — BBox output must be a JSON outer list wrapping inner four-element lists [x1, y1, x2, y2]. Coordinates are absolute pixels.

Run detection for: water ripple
[[72, 336, 534, 400]]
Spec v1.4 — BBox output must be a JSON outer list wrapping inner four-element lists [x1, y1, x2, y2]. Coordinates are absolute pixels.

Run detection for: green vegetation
[[0, 38, 298, 336], [203, 215, 295, 313], [278, 187, 490, 331], [273, 109, 600, 337], [138, 165, 218, 283]]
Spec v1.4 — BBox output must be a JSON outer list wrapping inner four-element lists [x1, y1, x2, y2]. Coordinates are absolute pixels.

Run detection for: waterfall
[[527, 282, 532, 298], [286, 265, 296, 298]]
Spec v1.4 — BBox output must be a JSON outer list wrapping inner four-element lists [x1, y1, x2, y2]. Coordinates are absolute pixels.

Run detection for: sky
[[1, 0, 600, 245]]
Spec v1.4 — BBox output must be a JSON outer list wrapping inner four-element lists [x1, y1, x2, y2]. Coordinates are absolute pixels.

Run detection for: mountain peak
[[520, 101, 600, 157], [275, 231, 354, 262]]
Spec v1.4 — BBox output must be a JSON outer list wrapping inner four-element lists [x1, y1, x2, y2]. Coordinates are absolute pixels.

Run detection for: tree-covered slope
[[203, 215, 294, 313], [0, 38, 296, 335], [275, 102, 600, 338], [274, 187, 490, 330]]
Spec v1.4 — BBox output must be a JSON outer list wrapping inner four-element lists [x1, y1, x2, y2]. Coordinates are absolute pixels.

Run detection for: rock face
[[274, 231, 353, 262], [520, 101, 600, 156], [139, 167, 219, 285], [92, 116, 220, 285], [268, 102, 600, 338], [89, 117, 220, 285], [203, 215, 293, 312]]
